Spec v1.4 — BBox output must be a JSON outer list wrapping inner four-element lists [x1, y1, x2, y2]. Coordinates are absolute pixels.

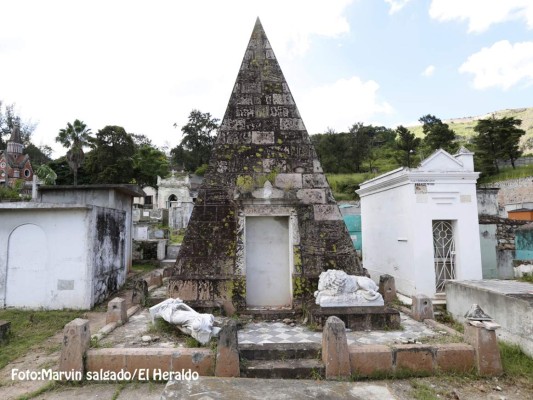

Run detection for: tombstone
[[131, 279, 148, 305], [169, 18, 362, 311], [411, 294, 434, 321], [379, 274, 397, 304]]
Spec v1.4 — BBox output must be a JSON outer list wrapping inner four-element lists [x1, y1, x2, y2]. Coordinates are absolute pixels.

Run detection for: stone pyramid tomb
[[169, 18, 362, 311]]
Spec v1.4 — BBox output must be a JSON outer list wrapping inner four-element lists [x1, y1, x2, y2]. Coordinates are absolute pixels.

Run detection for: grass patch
[[131, 263, 158, 273], [170, 229, 185, 244], [0, 309, 84, 370], [478, 164, 533, 184], [517, 274, 533, 284], [410, 380, 440, 400], [435, 311, 464, 333], [500, 342, 533, 378], [326, 173, 378, 201]]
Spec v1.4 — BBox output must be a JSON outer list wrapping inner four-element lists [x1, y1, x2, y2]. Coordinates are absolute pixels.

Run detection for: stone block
[[215, 320, 239, 377], [0, 320, 11, 344], [349, 345, 392, 376], [313, 205, 342, 221], [379, 275, 397, 304], [163, 266, 174, 278], [464, 323, 503, 376], [171, 348, 215, 376], [274, 173, 302, 190], [411, 294, 434, 321], [302, 174, 328, 188], [86, 348, 126, 373], [435, 343, 475, 373], [297, 189, 326, 204], [106, 297, 127, 325], [393, 345, 435, 374], [125, 348, 173, 378], [58, 318, 91, 377], [251, 131, 274, 144], [150, 272, 163, 287], [131, 279, 148, 305], [322, 316, 350, 379]]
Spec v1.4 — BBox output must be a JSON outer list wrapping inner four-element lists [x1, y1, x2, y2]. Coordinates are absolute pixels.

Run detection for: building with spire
[[0, 122, 33, 187], [169, 19, 362, 311]]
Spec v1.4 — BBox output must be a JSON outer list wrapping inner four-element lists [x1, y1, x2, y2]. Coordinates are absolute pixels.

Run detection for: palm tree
[[56, 120, 92, 185]]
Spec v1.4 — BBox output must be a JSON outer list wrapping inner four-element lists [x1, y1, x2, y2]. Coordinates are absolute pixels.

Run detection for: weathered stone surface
[[274, 173, 303, 190], [106, 297, 127, 325], [313, 205, 342, 221], [379, 274, 397, 304], [349, 344, 392, 376], [170, 18, 362, 309], [215, 320, 239, 377], [393, 344, 435, 374], [435, 343, 475, 373], [411, 294, 434, 321], [58, 318, 91, 377], [150, 271, 163, 287], [322, 316, 350, 379], [131, 279, 148, 305], [296, 189, 326, 204], [464, 323, 503, 376]]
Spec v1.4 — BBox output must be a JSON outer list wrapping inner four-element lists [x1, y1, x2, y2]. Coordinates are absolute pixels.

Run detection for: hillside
[[408, 107, 533, 154]]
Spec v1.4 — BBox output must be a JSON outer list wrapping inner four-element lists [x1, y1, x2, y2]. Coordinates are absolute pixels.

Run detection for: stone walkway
[[238, 313, 439, 346]]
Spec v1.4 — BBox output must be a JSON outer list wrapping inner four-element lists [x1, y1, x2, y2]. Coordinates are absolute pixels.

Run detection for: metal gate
[[432, 220, 456, 293]]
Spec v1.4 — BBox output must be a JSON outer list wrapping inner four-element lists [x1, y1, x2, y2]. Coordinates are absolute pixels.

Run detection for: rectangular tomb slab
[[310, 306, 401, 331]]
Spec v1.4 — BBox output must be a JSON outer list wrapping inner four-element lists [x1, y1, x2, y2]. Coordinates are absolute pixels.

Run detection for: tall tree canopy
[[132, 145, 170, 187], [396, 125, 421, 168], [171, 110, 219, 172], [56, 119, 92, 185], [473, 115, 525, 175], [420, 114, 457, 154], [85, 125, 136, 184]]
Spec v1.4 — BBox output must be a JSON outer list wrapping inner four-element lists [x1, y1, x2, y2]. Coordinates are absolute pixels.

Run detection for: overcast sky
[[1, 0, 532, 158]]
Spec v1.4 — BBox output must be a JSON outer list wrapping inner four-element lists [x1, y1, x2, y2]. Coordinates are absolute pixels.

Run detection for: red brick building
[[0, 124, 33, 187]]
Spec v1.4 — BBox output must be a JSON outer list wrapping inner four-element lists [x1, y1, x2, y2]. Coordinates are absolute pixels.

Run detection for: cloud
[[384, 0, 412, 15], [459, 40, 533, 90], [422, 65, 435, 77], [299, 76, 394, 133], [0, 0, 354, 156], [429, 0, 533, 33]]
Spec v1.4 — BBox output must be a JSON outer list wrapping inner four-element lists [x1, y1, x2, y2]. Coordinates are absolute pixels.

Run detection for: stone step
[[239, 342, 321, 361], [241, 359, 325, 379], [239, 308, 301, 321]]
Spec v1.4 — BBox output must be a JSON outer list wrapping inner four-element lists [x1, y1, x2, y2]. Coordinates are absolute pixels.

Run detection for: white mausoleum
[[356, 148, 483, 299]]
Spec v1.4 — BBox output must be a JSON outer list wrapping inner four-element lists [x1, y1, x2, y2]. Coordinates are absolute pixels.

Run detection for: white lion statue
[[314, 269, 384, 307]]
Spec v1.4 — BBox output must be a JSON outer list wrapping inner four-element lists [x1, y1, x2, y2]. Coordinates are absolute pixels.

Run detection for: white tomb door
[[6, 224, 48, 307], [245, 216, 291, 308], [432, 220, 456, 293]]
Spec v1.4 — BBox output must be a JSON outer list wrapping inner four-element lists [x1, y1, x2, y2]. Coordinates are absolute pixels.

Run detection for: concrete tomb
[[169, 18, 362, 311]]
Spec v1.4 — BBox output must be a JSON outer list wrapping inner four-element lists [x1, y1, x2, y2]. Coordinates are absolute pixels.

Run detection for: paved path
[[238, 312, 439, 346], [161, 377, 397, 400]]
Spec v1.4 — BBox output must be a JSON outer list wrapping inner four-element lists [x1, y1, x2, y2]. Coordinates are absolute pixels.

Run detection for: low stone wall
[[447, 281, 533, 358], [349, 343, 474, 376], [85, 348, 214, 378]]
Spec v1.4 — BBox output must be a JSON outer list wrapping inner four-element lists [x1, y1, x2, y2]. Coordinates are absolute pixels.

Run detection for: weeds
[[500, 342, 533, 378], [0, 309, 83, 369]]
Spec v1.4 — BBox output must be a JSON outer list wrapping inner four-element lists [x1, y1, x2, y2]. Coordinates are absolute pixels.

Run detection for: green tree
[[347, 122, 371, 173], [35, 164, 57, 185], [132, 145, 170, 187], [85, 125, 136, 184], [473, 115, 525, 175], [396, 126, 421, 167], [420, 114, 457, 153], [171, 110, 219, 172], [56, 120, 92, 185]]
